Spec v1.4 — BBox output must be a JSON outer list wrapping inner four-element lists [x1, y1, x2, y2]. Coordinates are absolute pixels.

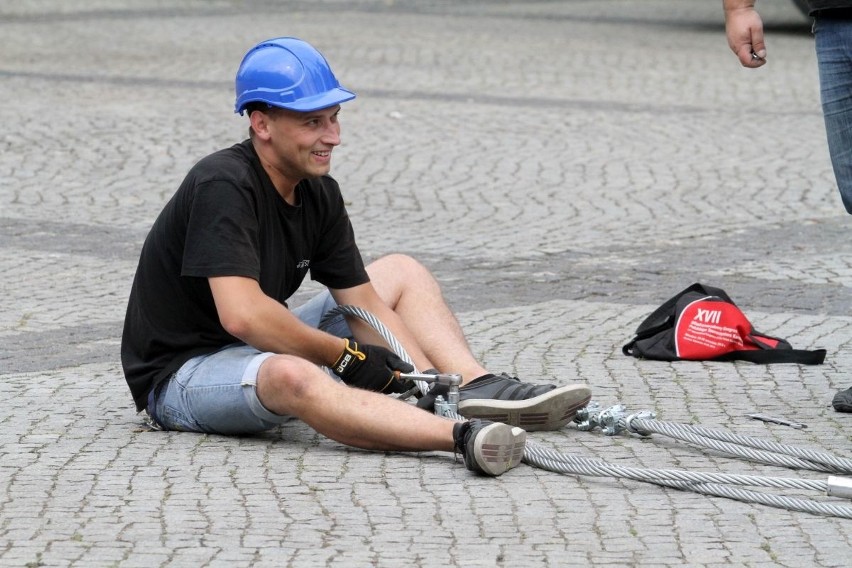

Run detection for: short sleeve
[[182, 180, 261, 279]]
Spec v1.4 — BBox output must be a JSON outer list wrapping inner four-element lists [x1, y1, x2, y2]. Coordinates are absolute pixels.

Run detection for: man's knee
[[257, 355, 330, 412], [368, 253, 431, 281]]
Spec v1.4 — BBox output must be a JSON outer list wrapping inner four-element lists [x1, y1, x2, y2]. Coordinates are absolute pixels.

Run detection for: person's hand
[[409, 368, 444, 410], [332, 339, 414, 393], [724, 4, 767, 68]]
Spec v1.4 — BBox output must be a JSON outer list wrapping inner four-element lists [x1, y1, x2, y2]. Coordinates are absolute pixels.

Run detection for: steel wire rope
[[523, 446, 852, 519], [327, 305, 852, 519], [626, 418, 852, 474], [617, 417, 844, 474], [527, 445, 828, 491]]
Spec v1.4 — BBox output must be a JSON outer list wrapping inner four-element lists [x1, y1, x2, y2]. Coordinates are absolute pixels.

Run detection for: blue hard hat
[[234, 37, 355, 114]]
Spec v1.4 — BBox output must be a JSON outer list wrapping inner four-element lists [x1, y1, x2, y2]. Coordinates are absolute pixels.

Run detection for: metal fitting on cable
[[575, 402, 628, 436], [625, 411, 656, 436], [574, 401, 602, 431], [598, 404, 627, 436], [574, 402, 656, 437], [827, 476, 852, 500], [398, 372, 462, 417]]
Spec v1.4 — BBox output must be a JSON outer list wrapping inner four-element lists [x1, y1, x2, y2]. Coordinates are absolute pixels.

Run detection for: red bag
[[622, 283, 826, 364]]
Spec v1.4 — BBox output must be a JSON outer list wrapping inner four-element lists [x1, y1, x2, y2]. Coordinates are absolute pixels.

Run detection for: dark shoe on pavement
[[833, 386, 852, 413], [457, 373, 592, 431], [453, 419, 526, 476]]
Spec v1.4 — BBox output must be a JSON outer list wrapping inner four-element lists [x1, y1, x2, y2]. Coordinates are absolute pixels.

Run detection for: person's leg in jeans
[[816, 17, 852, 214], [150, 344, 289, 435], [815, 17, 852, 411]]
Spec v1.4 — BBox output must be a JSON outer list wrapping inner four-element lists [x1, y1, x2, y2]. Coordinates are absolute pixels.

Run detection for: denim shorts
[[148, 289, 351, 435]]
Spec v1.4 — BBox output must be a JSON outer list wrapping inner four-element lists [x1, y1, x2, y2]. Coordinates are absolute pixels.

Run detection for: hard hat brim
[[253, 87, 356, 114]]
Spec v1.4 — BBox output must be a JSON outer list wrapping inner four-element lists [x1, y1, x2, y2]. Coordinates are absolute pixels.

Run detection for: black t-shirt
[[121, 139, 368, 411], [810, 1, 852, 14]]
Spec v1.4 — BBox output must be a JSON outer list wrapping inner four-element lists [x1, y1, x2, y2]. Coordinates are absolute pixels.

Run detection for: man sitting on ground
[[121, 37, 591, 476]]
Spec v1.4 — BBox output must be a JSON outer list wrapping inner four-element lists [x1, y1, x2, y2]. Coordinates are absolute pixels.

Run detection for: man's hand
[[723, 1, 767, 68], [332, 339, 414, 393]]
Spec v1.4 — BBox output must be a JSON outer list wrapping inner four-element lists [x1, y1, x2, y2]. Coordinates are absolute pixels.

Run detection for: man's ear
[[249, 110, 272, 140]]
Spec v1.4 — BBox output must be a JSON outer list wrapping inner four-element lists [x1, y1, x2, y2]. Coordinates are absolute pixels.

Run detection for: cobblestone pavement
[[2, 1, 851, 566]]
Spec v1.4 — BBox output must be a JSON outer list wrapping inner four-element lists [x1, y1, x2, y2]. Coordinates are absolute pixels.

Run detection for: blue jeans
[[815, 16, 852, 214], [148, 290, 352, 435]]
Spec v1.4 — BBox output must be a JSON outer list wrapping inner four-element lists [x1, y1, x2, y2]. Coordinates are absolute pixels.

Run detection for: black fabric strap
[[713, 349, 826, 365]]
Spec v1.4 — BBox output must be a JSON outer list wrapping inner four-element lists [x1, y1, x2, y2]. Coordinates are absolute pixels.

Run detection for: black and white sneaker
[[453, 419, 526, 476], [456, 374, 592, 431]]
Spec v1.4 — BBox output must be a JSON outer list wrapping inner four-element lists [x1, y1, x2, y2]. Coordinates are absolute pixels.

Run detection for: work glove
[[332, 338, 414, 394]]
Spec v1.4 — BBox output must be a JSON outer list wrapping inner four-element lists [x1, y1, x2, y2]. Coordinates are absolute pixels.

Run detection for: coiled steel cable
[[327, 304, 852, 519]]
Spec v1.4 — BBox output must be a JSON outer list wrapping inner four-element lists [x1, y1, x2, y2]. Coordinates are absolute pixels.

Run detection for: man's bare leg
[[364, 254, 488, 383], [258, 354, 453, 450], [255, 355, 526, 475], [356, 254, 592, 432]]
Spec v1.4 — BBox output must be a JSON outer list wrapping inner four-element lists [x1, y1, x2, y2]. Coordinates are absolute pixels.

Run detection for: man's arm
[[209, 275, 345, 367], [723, 0, 767, 67], [209, 275, 414, 392]]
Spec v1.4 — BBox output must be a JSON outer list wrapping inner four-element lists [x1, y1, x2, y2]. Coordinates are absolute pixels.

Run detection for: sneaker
[[833, 386, 852, 413], [453, 419, 526, 476], [457, 373, 592, 431]]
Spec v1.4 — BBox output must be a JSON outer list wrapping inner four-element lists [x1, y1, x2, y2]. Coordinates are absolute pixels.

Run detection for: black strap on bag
[[623, 283, 826, 365]]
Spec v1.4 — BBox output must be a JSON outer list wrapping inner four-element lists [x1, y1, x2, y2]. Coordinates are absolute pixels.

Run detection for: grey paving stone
[[2, 0, 851, 567]]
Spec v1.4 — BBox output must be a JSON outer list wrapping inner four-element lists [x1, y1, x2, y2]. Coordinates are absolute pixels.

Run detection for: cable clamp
[[625, 411, 656, 436]]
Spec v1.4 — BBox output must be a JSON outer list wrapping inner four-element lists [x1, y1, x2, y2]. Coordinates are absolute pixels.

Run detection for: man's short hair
[[245, 103, 285, 137]]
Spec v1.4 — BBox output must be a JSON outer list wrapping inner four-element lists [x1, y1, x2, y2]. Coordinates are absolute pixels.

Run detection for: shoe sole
[[458, 384, 592, 432], [473, 422, 527, 476]]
